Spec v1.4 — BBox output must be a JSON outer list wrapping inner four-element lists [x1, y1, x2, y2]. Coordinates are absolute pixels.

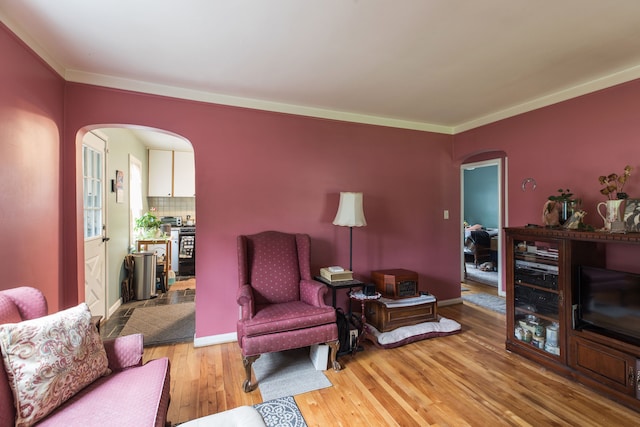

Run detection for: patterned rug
[[255, 396, 307, 427], [119, 302, 195, 346]]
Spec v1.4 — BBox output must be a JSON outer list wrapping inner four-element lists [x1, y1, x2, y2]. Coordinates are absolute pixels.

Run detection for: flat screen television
[[578, 265, 640, 344]]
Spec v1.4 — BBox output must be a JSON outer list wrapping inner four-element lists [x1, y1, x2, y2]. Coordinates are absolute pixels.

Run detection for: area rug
[[367, 316, 462, 349], [465, 262, 498, 287], [255, 396, 308, 427], [119, 302, 195, 346], [462, 293, 506, 314], [169, 277, 196, 291], [252, 347, 332, 401]]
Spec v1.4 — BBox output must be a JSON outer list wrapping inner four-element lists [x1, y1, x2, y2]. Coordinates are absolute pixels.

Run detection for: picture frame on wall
[[623, 199, 640, 232], [116, 170, 124, 203]]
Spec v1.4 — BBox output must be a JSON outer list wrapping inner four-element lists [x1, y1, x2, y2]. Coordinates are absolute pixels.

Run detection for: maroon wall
[[63, 85, 459, 338], [0, 23, 65, 309], [454, 80, 640, 274]]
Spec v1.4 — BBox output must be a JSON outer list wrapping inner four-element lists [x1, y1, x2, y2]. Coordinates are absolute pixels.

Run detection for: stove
[[178, 226, 195, 276]]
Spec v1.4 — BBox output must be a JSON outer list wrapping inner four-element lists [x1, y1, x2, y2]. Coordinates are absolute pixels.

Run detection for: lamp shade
[[333, 192, 367, 227]]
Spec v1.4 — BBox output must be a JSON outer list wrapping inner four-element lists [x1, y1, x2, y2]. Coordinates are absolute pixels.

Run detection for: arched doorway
[[78, 125, 194, 322]]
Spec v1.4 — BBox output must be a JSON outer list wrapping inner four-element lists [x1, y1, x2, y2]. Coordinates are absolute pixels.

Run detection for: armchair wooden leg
[[242, 354, 260, 393], [327, 340, 341, 371]]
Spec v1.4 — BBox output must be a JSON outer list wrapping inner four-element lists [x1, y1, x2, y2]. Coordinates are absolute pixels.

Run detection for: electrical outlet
[[444, 210, 449, 220]]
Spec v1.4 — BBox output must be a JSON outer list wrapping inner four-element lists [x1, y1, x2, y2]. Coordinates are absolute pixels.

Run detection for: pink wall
[[0, 23, 65, 310], [453, 79, 640, 273], [63, 84, 459, 338]]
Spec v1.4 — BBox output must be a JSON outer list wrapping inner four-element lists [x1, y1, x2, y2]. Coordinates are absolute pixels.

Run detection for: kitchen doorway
[[77, 125, 195, 321]]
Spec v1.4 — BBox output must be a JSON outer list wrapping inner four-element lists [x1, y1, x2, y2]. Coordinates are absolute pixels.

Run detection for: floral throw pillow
[[0, 303, 109, 427]]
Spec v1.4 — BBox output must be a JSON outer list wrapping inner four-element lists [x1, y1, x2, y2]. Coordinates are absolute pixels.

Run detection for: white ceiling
[[3, 0, 640, 143]]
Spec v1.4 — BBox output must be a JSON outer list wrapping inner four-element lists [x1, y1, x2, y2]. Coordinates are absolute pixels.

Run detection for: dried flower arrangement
[[599, 165, 632, 200]]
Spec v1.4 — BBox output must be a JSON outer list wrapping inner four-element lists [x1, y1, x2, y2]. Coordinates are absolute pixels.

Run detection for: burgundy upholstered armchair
[[236, 231, 341, 392]]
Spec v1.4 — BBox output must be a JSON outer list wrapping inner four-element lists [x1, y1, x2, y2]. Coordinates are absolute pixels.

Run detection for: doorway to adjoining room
[[461, 157, 504, 305]]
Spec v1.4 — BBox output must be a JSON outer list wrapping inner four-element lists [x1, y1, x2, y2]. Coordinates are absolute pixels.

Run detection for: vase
[[560, 200, 574, 225], [597, 199, 626, 231]]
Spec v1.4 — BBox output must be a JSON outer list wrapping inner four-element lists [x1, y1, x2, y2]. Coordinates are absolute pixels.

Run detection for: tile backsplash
[[148, 197, 196, 222]]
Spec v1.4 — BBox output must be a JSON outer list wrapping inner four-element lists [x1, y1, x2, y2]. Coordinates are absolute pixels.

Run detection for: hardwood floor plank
[[143, 302, 640, 426]]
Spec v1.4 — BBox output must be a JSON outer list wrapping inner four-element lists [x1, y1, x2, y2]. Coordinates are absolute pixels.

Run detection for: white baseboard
[[108, 298, 122, 318], [194, 332, 238, 348]]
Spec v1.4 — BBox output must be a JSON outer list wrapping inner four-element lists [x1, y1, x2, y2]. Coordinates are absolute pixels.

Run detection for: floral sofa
[[0, 287, 171, 427]]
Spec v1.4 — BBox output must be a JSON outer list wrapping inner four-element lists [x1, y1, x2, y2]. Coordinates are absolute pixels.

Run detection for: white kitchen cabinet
[[148, 149, 195, 197], [173, 151, 195, 197], [148, 150, 173, 197]]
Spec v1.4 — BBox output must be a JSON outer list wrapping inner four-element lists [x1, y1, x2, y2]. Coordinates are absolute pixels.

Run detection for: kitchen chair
[[236, 231, 341, 392]]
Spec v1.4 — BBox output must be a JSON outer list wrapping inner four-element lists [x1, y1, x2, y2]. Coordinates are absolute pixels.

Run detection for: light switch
[[444, 210, 449, 220]]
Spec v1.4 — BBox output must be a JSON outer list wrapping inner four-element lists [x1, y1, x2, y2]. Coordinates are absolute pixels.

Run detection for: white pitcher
[[597, 199, 626, 230]]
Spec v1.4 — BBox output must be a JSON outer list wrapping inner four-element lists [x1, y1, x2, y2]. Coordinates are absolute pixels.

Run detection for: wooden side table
[[349, 290, 381, 354], [314, 276, 364, 308], [136, 239, 171, 291]]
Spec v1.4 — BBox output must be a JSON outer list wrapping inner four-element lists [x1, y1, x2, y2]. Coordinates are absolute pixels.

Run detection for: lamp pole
[[349, 226, 353, 272]]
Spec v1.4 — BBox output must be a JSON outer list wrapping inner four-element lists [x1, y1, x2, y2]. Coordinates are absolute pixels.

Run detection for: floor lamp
[[333, 192, 367, 272]]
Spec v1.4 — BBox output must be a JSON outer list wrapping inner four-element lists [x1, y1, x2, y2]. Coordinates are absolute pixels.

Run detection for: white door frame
[[460, 158, 505, 297], [82, 131, 109, 318]]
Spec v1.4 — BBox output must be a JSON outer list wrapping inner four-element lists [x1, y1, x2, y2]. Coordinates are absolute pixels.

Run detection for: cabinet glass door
[[512, 238, 561, 357]]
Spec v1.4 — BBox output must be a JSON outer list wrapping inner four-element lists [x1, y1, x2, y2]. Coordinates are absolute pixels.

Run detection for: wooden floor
[[144, 288, 640, 426]]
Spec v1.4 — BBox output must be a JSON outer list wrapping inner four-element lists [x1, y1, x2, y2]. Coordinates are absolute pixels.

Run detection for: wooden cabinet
[[569, 334, 638, 396], [173, 151, 195, 197], [148, 150, 195, 197], [364, 298, 437, 332], [148, 150, 173, 196], [505, 227, 640, 411]]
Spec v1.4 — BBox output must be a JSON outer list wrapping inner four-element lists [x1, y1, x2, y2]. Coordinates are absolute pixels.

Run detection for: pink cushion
[[241, 322, 338, 356], [0, 303, 109, 427], [102, 334, 144, 371], [37, 358, 171, 427], [244, 301, 336, 337]]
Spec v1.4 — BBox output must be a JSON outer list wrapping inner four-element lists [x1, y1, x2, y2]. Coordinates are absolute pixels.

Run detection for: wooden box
[[371, 268, 418, 299], [363, 297, 437, 332]]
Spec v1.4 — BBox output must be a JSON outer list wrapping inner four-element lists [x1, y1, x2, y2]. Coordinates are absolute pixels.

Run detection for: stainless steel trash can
[[133, 252, 157, 300]]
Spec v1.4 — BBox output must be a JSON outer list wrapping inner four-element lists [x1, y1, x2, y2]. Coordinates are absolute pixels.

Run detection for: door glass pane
[[82, 145, 103, 239]]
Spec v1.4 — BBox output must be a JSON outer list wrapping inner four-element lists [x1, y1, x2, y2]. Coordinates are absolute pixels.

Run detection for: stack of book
[[320, 267, 353, 282]]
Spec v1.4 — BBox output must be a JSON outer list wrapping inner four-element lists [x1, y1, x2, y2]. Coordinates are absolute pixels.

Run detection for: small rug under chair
[[252, 347, 332, 401]]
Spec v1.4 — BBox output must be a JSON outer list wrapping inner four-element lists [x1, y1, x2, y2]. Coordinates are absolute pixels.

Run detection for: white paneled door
[[83, 132, 107, 319]]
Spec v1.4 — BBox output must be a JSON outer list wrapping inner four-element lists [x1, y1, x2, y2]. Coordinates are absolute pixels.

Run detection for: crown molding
[[65, 69, 455, 135], [454, 64, 640, 133], [5, 12, 640, 136]]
